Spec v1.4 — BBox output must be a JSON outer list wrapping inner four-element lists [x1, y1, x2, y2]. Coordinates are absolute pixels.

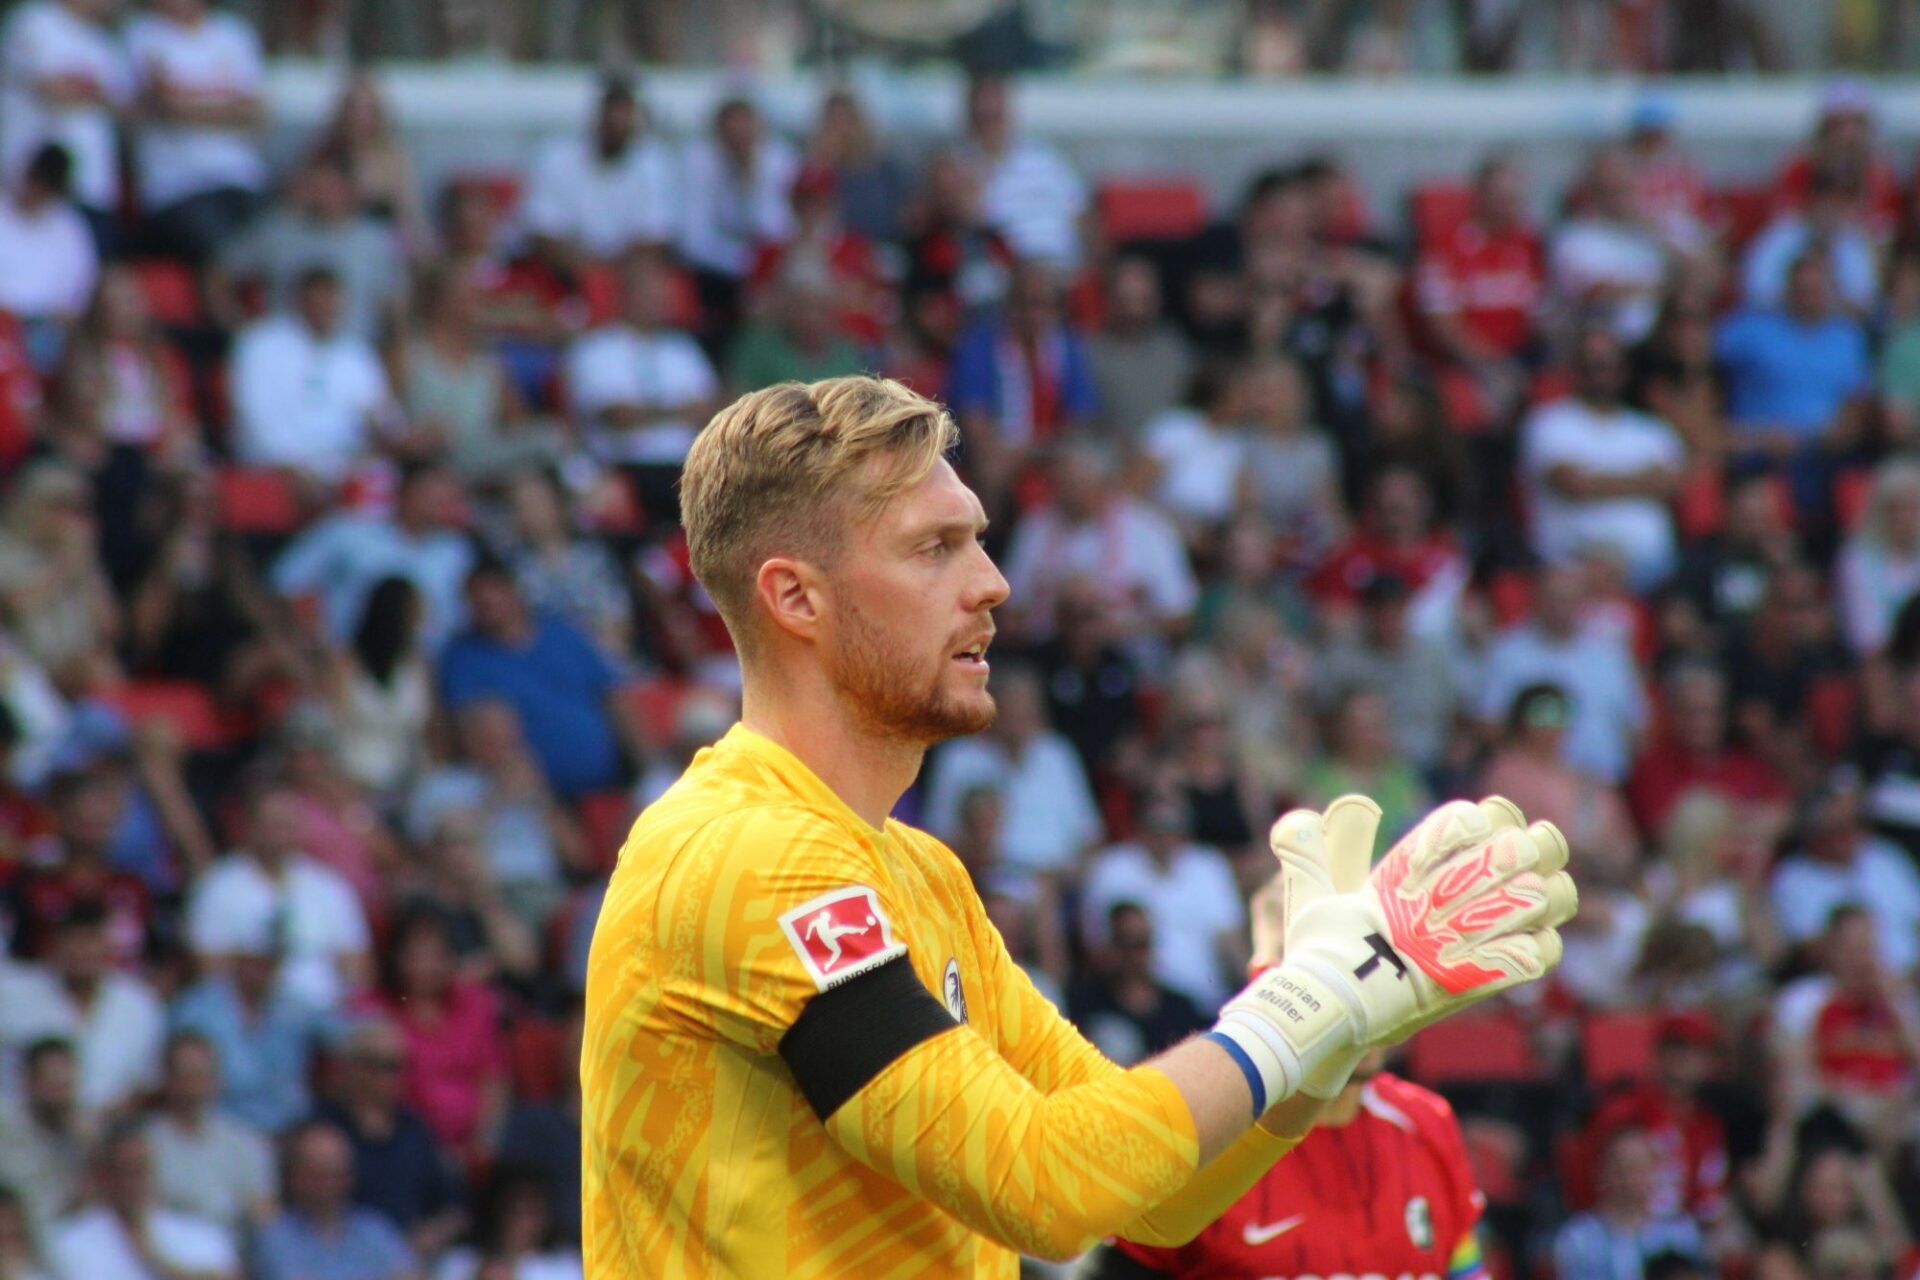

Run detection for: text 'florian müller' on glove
[[1205, 795, 1579, 1115]]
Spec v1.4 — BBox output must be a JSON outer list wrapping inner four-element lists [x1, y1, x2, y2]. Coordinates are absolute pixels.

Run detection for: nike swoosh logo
[[1242, 1215, 1307, 1246]]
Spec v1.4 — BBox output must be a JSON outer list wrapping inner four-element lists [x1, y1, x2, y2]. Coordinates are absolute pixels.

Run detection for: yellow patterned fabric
[[582, 724, 1236, 1277]]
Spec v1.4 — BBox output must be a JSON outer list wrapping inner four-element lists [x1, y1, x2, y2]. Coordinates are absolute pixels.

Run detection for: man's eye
[[922, 542, 949, 559]]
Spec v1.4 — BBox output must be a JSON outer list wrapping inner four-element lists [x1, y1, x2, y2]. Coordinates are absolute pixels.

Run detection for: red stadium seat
[[1807, 674, 1859, 758], [1579, 1010, 1659, 1088], [1706, 184, 1777, 252], [1409, 181, 1474, 247], [101, 680, 241, 751], [579, 790, 639, 872], [1406, 1011, 1543, 1085], [1674, 468, 1725, 541], [1096, 179, 1208, 243], [215, 467, 303, 534], [622, 679, 690, 746], [1834, 469, 1871, 533], [131, 259, 203, 328], [446, 168, 523, 217], [509, 1017, 566, 1102]]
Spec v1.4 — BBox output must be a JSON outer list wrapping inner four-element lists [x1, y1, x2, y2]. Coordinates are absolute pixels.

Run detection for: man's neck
[[165, 1101, 208, 1132], [741, 681, 922, 830]]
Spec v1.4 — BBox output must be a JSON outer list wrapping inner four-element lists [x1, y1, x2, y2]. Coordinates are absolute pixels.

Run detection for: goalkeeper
[[580, 376, 1578, 1279]]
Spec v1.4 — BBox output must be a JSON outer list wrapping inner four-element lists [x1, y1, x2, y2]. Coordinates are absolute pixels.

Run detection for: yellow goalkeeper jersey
[[582, 724, 1299, 1278]]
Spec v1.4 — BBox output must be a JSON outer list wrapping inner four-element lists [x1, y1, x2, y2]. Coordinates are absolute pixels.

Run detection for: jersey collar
[[716, 723, 891, 841]]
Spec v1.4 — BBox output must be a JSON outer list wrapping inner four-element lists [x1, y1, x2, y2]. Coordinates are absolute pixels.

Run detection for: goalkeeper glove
[[1208, 797, 1576, 1114]]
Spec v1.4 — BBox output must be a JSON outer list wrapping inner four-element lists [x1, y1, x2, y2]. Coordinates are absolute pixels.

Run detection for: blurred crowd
[[6, 2, 1920, 1279]]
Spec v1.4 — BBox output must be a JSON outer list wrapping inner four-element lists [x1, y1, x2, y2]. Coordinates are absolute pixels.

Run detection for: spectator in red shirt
[[1776, 80, 1903, 242], [7, 763, 150, 966], [747, 165, 885, 348], [1576, 1013, 1730, 1225], [1798, 907, 1920, 1145], [1309, 464, 1467, 633], [1625, 98, 1710, 254], [359, 905, 508, 1163], [1414, 152, 1544, 431], [1628, 660, 1787, 835]]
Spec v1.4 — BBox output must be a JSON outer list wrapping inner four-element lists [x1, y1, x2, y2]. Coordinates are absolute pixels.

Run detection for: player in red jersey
[[1076, 1048, 1487, 1280]]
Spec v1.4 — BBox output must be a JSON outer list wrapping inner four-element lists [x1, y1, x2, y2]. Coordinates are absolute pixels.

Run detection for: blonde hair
[[680, 376, 958, 646], [1860, 456, 1920, 552]]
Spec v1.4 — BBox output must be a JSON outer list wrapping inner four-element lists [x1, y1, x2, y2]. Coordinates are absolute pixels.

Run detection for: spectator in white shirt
[[924, 664, 1103, 879], [1079, 791, 1246, 1011], [1550, 145, 1670, 343], [143, 1032, 275, 1233], [523, 75, 678, 280], [47, 1123, 239, 1280], [564, 255, 718, 524], [123, 0, 266, 264], [1520, 324, 1685, 589], [961, 74, 1087, 268], [1743, 164, 1879, 317], [0, 145, 97, 372], [0, 0, 130, 235], [1772, 775, 1920, 976], [0, 902, 165, 1117], [1835, 457, 1920, 658], [1475, 562, 1649, 783], [185, 776, 373, 1010], [231, 265, 394, 485], [679, 96, 798, 351]]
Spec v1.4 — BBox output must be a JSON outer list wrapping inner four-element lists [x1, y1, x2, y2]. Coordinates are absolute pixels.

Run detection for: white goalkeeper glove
[[1207, 797, 1576, 1114]]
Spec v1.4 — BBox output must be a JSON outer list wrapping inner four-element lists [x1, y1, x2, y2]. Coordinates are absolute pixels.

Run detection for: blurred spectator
[[748, 164, 884, 348], [1158, 672, 1270, 855], [1771, 778, 1920, 974], [522, 75, 676, 277], [124, 0, 266, 264], [0, 900, 163, 1115], [497, 470, 631, 664], [726, 263, 865, 392], [1806, 909, 1920, 1132], [1309, 464, 1468, 636], [274, 706, 397, 917], [803, 89, 906, 246], [1137, 362, 1245, 537], [1553, 1128, 1707, 1280], [216, 155, 407, 343], [1657, 790, 1784, 981], [1001, 437, 1195, 656], [7, 760, 154, 964], [1079, 790, 1244, 1010], [0, 461, 119, 686], [901, 148, 1011, 328], [46, 1122, 238, 1280], [1065, 902, 1207, 1068], [1413, 152, 1543, 429], [0, 0, 129, 235], [231, 266, 396, 485], [437, 559, 640, 798], [392, 265, 549, 484], [0, 1038, 85, 1234], [271, 460, 473, 654], [65, 266, 195, 458], [358, 908, 506, 1160], [1550, 144, 1670, 342], [1300, 684, 1432, 855], [185, 775, 373, 1010], [1235, 356, 1346, 569], [1316, 573, 1460, 775], [563, 254, 718, 526], [1743, 166, 1877, 316], [1628, 662, 1786, 835], [311, 74, 427, 250], [1185, 599, 1309, 807], [389, 809, 538, 990], [960, 74, 1086, 268], [924, 664, 1101, 880], [169, 911, 331, 1135], [1027, 577, 1142, 776], [326, 577, 431, 800], [1835, 459, 1920, 658], [495, 1008, 581, 1245], [0, 146, 98, 371], [678, 96, 798, 350], [1625, 98, 1710, 252], [1717, 253, 1869, 504], [1726, 563, 1851, 785], [1666, 471, 1797, 634], [947, 259, 1099, 509], [432, 1166, 579, 1280], [0, 1183, 52, 1280], [1476, 563, 1649, 783], [1775, 80, 1903, 241], [1479, 683, 1640, 871], [1519, 325, 1683, 589], [315, 1019, 464, 1258], [1858, 664, 1920, 858], [252, 1120, 417, 1280], [1087, 255, 1193, 438], [144, 1030, 274, 1233], [1576, 1014, 1729, 1225], [1760, 1149, 1911, 1279]]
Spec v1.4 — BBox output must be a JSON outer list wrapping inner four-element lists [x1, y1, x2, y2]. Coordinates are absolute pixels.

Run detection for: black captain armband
[[778, 955, 960, 1120]]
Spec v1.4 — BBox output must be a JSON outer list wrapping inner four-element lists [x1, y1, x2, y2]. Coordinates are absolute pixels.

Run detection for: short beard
[[832, 594, 994, 746]]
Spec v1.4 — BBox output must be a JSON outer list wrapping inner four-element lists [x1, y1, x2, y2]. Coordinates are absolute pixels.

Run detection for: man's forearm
[[1118, 1090, 1322, 1248]]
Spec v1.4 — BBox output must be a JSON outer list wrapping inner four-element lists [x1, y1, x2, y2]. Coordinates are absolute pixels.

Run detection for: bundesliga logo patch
[[779, 886, 907, 990]]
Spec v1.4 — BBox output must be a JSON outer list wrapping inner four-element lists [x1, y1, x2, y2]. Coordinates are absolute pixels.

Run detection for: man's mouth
[[952, 636, 992, 670]]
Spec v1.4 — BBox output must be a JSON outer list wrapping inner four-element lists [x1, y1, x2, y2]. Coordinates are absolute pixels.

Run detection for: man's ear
[[755, 557, 824, 643]]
